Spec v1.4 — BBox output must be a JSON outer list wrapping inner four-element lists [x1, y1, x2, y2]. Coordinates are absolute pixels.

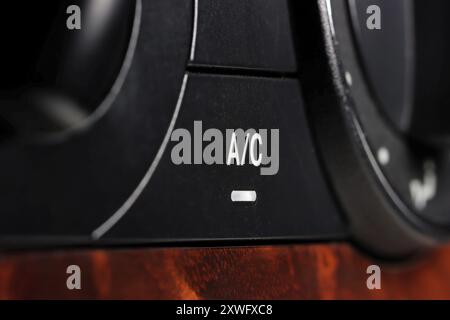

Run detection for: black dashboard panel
[[103, 74, 345, 242], [0, 0, 345, 246], [190, 0, 298, 72], [0, 0, 193, 238]]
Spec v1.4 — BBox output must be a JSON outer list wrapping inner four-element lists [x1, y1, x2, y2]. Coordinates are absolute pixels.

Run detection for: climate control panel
[[1, 0, 449, 258]]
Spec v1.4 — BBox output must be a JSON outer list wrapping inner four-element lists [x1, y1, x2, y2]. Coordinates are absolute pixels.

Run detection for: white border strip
[[189, 0, 199, 61], [92, 74, 189, 239]]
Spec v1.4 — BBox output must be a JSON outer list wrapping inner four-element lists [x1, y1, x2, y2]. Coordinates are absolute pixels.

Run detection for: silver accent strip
[[92, 74, 189, 239], [189, 0, 199, 61]]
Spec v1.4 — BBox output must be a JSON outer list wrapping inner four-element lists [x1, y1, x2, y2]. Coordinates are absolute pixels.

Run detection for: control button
[[190, 0, 298, 72], [0, 1, 137, 139], [105, 74, 345, 240], [319, 0, 450, 256], [349, 0, 450, 145], [347, 0, 450, 226]]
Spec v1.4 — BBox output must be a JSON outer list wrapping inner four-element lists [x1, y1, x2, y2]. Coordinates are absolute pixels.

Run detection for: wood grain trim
[[1, 244, 450, 299]]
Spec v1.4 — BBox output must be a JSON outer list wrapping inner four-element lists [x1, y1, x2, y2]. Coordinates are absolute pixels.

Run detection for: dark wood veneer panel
[[0, 244, 449, 299]]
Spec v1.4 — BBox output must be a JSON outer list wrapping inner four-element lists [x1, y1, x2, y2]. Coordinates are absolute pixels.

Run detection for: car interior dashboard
[[0, 0, 450, 300]]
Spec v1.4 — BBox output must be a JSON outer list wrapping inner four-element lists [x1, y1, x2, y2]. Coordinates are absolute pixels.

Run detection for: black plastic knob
[[0, 0, 136, 139], [349, 0, 450, 146], [408, 1, 450, 145]]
